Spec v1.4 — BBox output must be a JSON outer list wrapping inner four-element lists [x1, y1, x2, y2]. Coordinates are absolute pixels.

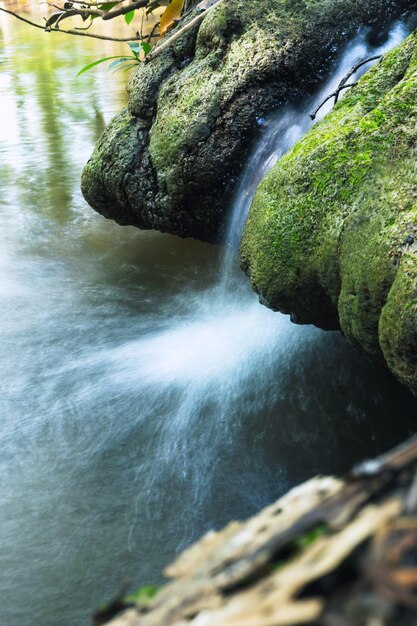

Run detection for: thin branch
[[0, 6, 146, 40], [45, 2, 66, 10], [102, 0, 148, 20], [0, 0, 224, 51], [41, 0, 122, 6], [51, 27, 144, 40], [139, 4, 144, 39], [0, 8, 55, 30], [310, 54, 383, 120], [145, 0, 226, 62], [44, 7, 103, 25], [75, 19, 94, 29], [337, 55, 383, 90], [42, 0, 148, 24], [310, 84, 356, 120], [146, 20, 159, 42], [73, 0, 121, 5]]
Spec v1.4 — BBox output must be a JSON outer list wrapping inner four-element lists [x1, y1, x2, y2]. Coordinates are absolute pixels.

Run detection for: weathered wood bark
[[98, 437, 417, 626]]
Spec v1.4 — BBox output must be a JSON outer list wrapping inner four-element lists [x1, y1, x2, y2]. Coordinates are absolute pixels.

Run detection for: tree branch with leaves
[[0, 0, 224, 73]]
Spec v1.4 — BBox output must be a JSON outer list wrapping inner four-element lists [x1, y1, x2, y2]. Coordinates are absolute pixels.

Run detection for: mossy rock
[[241, 30, 417, 394], [82, 0, 416, 241]]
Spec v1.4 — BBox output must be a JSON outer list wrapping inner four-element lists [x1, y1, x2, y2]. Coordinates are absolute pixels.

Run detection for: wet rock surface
[[241, 27, 417, 395], [81, 0, 417, 242]]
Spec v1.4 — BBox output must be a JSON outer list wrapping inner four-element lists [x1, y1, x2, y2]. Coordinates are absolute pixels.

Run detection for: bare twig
[[41, 0, 123, 6], [45, 0, 148, 24], [75, 20, 94, 30], [45, 2, 66, 11], [102, 0, 148, 20], [310, 83, 356, 120], [146, 20, 160, 42], [0, 6, 147, 41], [337, 54, 383, 90], [310, 54, 383, 120], [7, 0, 149, 31]]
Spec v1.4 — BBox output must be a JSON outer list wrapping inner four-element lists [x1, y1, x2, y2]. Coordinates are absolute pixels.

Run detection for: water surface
[[0, 12, 416, 626]]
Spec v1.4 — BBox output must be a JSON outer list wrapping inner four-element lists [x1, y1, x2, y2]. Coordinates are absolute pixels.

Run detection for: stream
[[1, 10, 417, 626]]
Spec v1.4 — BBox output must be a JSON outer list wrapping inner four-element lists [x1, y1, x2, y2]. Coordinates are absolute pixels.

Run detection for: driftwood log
[[98, 436, 417, 626]]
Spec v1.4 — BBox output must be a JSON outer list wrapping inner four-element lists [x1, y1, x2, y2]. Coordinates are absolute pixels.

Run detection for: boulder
[[241, 30, 417, 394], [81, 0, 416, 242]]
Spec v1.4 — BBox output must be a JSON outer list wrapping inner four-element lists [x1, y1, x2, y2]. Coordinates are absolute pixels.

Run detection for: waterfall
[[219, 19, 410, 291], [76, 19, 413, 552]]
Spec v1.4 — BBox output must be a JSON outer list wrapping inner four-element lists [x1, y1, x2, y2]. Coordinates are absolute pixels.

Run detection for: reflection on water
[[0, 11, 416, 626]]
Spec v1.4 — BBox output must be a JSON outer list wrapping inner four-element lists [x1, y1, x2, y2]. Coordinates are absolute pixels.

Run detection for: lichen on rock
[[81, 0, 416, 242], [241, 29, 417, 394]]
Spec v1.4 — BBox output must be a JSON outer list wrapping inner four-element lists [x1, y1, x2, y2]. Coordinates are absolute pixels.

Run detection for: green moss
[[270, 523, 328, 573], [149, 62, 221, 174], [82, 108, 143, 215], [125, 584, 160, 607], [148, 0, 286, 196], [83, 0, 417, 241], [379, 251, 417, 393], [148, 0, 414, 209], [295, 524, 327, 549], [242, 30, 417, 393]]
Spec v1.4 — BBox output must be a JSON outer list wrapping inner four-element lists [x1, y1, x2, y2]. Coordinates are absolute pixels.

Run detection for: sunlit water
[[0, 11, 417, 626]]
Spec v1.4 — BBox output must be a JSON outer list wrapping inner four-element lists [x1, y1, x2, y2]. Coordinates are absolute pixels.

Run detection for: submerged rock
[[82, 0, 416, 242], [241, 30, 417, 394]]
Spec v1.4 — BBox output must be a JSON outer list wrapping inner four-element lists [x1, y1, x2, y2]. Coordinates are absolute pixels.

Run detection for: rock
[[241, 29, 417, 394], [81, 0, 417, 242]]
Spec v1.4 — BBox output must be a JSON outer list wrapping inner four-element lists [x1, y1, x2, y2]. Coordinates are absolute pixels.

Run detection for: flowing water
[[1, 10, 417, 626]]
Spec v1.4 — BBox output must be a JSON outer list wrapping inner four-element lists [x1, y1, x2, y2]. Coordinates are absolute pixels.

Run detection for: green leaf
[[141, 42, 152, 55], [127, 41, 141, 54], [121, 63, 140, 72], [127, 41, 152, 57], [124, 9, 135, 24], [112, 62, 138, 74], [76, 56, 131, 77], [108, 57, 131, 69], [125, 585, 159, 606]]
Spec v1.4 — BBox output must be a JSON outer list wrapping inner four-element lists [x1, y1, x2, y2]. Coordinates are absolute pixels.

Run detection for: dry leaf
[[160, 0, 185, 37]]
